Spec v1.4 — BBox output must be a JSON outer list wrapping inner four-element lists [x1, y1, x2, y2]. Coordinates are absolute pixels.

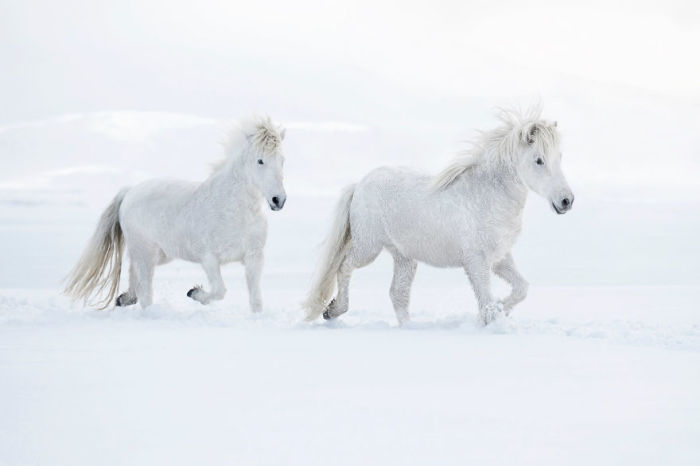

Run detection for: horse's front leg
[[463, 254, 502, 325], [244, 250, 264, 313], [188, 255, 226, 305], [493, 253, 529, 316]]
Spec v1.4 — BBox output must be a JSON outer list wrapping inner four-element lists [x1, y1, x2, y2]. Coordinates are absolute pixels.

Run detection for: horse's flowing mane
[[433, 105, 559, 190], [212, 115, 284, 172]]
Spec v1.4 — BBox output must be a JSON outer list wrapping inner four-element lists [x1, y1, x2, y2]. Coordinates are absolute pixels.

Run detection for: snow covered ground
[[1, 285, 699, 465], [1, 109, 699, 465]]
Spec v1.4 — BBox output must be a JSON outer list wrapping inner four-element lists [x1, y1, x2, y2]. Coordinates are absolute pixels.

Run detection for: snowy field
[[1, 107, 699, 465], [2, 1, 700, 462]]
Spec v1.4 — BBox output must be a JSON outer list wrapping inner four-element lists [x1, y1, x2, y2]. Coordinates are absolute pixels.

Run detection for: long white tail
[[64, 188, 128, 309], [303, 184, 355, 320]]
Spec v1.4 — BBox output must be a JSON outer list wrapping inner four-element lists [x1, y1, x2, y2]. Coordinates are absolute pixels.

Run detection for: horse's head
[[245, 118, 287, 211], [516, 120, 574, 215]]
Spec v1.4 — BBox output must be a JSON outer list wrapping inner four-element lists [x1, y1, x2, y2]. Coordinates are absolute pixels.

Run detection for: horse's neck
[[455, 158, 528, 211], [199, 156, 262, 208]]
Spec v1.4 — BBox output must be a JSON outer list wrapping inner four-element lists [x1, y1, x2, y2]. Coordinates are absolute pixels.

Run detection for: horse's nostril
[[561, 198, 570, 207], [272, 196, 279, 206]]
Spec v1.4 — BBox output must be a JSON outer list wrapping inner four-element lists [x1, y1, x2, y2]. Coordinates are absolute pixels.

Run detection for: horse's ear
[[522, 124, 537, 145], [280, 128, 286, 141]]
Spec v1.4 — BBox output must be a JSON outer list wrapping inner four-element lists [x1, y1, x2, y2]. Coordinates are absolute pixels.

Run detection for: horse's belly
[[408, 248, 464, 268], [389, 230, 465, 268], [387, 217, 519, 268]]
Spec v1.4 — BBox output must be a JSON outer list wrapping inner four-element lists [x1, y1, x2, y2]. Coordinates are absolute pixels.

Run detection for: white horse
[[304, 107, 574, 325], [65, 116, 287, 312]]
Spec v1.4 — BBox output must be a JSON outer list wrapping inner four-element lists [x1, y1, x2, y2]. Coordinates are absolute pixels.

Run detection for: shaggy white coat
[[64, 116, 287, 311], [305, 107, 574, 325]]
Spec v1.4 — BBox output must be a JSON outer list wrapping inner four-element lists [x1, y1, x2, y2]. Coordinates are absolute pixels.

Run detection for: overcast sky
[[1, 0, 699, 125], [1, 0, 699, 289], [1, 0, 699, 203]]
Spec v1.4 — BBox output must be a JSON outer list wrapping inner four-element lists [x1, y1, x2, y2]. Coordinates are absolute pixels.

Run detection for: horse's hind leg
[[116, 241, 163, 307], [188, 255, 226, 305], [115, 262, 138, 307], [130, 246, 158, 308], [322, 260, 353, 320], [388, 248, 417, 325], [323, 241, 381, 320]]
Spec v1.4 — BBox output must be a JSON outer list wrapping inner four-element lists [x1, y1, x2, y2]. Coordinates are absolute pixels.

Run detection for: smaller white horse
[[65, 116, 287, 311], [304, 106, 574, 325]]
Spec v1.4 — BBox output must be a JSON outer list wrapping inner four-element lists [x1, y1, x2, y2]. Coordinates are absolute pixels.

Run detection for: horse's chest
[[484, 213, 523, 258], [441, 206, 522, 261], [213, 213, 267, 262]]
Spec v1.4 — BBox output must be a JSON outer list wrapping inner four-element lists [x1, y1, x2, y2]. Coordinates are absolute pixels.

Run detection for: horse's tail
[[303, 184, 356, 321], [63, 188, 129, 309]]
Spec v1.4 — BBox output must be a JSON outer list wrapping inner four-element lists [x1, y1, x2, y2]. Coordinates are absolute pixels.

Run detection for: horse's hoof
[[115, 292, 136, 307], [396, 309, 410, 326], [322, 298, 337, 320], [480, 301, 504, 325], [187, 286, 203, 298]]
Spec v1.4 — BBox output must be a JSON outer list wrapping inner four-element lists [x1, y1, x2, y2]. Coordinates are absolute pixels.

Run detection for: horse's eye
[[257, 159, 264, 165], [536, 158, 544, 166]]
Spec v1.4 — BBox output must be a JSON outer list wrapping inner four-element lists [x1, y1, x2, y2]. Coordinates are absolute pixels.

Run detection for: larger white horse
[[65, 116, 287, 312], [305, 107, 574, 325]]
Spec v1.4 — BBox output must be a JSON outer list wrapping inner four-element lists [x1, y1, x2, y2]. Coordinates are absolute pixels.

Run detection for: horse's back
[[352, 166, 423, 224], [121, 178, 196, 221]]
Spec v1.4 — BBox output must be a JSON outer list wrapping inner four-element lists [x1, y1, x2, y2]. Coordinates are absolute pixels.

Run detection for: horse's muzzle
[[552, 195, 574, 215], [269, 195, 286, 211]]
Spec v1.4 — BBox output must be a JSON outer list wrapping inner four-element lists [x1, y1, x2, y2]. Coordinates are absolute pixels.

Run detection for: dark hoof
[[187, 288, 196, 298], [322, 299, 337, 320], [115, 292, 136, 307]]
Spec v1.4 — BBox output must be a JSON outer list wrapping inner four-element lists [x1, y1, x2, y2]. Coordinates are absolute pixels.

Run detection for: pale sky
[[1, 0, 699, 124], [0, 0, 699, 290]]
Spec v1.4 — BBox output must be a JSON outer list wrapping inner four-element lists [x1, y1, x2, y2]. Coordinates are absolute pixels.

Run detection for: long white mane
[[213, 116, 284, 172], [433, 105, 560, 190]]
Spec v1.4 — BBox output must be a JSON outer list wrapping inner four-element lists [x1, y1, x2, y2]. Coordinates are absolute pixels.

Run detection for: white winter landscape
[[2, 1, 700, 465]]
